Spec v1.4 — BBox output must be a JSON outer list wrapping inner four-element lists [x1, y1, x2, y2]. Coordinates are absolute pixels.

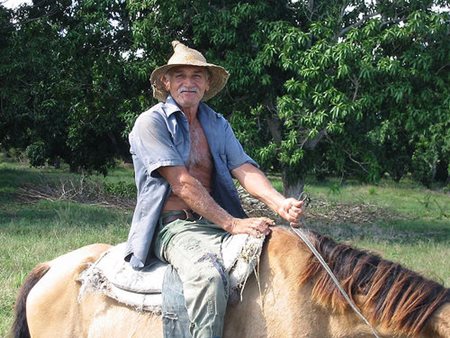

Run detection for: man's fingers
[[257, 223, 270, 234], [231, 217, 274, 237], [247, 225, 266, 238], [290, 209, 304, 218], [263, 217, 276, 226], [292, 200, 304, 208], [252, 218, 273, 236], [290, 221, 300, 228], [250, 228, 260, 237]]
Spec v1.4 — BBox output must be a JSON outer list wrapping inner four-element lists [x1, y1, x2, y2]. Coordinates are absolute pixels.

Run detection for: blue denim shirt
[[125, 96, 258, 268]]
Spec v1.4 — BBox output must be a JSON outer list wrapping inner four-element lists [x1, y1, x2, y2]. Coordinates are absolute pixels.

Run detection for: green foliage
[[1, 0, 449, 190], [327, 182, 342, 196], [25, 141, 46, 167], [1, 0, 146, 174], [368, 187, 377, 196], [103, 180, 136, 198], [262, 1, 450, 191]]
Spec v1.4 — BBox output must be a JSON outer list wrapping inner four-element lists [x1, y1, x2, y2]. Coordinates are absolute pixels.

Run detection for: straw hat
[[150, 41, 230, 102]]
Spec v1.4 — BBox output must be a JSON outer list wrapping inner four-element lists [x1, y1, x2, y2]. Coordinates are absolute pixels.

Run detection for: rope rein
[[292, 193, 380, 338]]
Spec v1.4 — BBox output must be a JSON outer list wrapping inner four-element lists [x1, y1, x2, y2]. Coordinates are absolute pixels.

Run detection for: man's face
[[163, 66, 210, 111]]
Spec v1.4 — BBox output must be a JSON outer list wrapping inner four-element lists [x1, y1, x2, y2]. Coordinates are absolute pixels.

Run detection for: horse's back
[[26, 243, 112, 337]]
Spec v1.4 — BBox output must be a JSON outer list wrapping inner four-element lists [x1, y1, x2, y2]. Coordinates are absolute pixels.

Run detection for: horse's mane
[[294, 229, 450, 337]]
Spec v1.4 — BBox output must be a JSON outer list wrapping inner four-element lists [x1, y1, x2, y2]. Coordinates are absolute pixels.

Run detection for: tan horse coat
[[11, 227, 450, 338]]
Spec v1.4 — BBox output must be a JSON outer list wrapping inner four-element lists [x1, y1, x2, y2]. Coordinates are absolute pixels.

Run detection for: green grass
[[303, 178, 450, 219], [1, 161, 449, 336], [355, 239, 449, 286], [299, 177, 450, 288], [0, 161, 132, 335]]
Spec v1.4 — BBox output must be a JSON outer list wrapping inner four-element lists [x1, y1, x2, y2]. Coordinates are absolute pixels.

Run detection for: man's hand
[[232, 164, 307, 228], [226, 217, 275, 237], [278, 197, 304, 227]]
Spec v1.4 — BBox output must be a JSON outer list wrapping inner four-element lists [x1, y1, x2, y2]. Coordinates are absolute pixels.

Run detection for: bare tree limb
[[325, 133, 370, 174], [339, 12, 380, 37], [301, 128, 327, 150], [350, 74, 361, 101]]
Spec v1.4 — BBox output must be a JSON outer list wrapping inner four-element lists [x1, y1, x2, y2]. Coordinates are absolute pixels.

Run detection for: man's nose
[[183, 76, 195, 86]]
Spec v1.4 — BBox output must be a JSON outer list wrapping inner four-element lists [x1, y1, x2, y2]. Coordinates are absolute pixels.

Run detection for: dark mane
[[297, 230, 450, 337]]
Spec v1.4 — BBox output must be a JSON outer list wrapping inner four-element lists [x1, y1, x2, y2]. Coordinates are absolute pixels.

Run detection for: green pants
[[154, 217, 231, 338]]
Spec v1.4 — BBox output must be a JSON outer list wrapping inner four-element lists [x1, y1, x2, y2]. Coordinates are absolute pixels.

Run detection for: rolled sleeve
[[223, 121, 258, 171], [129, 111, 185, 176]]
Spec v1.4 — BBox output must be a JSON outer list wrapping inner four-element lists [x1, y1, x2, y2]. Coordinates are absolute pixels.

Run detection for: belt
[[161, 209, 203, 226]]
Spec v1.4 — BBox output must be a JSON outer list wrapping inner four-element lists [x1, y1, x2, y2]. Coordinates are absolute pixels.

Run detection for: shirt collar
[[162, 96, 182, 116]]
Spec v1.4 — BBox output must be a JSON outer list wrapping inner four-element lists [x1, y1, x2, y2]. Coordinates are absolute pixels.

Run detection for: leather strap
[[161, 210, 202, 226]]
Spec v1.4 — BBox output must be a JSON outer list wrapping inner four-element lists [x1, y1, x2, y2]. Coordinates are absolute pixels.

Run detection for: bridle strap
[[291, 225, 381, 338]]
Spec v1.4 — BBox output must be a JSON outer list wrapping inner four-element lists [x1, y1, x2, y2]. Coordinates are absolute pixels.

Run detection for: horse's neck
[[260, 227, 450, 338], [255, 229, 380, 337], [225, 227, 317, 337], [423, 303, 450, 337]]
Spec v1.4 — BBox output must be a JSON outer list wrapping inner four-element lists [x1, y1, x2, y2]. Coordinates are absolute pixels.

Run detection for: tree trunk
[[282, 169, 304, 199]]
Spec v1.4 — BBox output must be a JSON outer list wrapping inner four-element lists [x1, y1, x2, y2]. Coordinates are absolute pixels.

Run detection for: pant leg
[[162, 265, 192, 338], [155, 220, 230, 338]]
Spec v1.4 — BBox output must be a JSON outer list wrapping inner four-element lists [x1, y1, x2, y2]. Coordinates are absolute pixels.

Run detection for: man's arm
[[158, 166, 274, 236], [231, 163, 304, 227]]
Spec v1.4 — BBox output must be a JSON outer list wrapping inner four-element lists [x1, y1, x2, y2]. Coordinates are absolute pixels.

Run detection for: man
[[125, 40, 304, 337]]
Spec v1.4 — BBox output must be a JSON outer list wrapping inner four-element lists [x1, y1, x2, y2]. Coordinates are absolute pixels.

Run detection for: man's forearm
[[159, 165, 278, 235], [232, 164, 285, 214], [172, 175, 235, 232], [232, 163, 304, 226]]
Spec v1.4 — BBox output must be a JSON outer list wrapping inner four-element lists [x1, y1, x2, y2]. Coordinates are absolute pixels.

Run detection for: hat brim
[[150, 63, 229, 102]]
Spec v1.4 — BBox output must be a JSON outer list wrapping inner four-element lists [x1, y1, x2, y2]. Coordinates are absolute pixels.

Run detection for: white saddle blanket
[[78, 234, 265, 312]]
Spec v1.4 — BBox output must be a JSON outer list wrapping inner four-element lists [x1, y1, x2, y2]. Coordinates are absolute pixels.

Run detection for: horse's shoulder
[[266, 226, 304, 254], [264, 227, 311, 276]]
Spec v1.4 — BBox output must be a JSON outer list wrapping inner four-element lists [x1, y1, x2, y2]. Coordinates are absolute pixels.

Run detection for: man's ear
[[162, 74, 170, 91]]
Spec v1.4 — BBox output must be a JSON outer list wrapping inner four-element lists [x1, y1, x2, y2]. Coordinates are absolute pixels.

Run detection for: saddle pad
[[99, 242, 167, 294], [78, 234, 265, 312], [77, 263, 163, 313]]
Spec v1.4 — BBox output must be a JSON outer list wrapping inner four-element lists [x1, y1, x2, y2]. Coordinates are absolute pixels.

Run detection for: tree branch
[[435, 63, 449, 75], [325, 133, 369, 174], [265, 101, 283, 144], [339, 12, 380, 37], [380, 17, 406, 29], [350, 75, 361, 101], [301, 128, 327, 150]]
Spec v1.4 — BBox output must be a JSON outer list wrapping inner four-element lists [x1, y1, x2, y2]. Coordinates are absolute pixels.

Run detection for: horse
[[10, 226, 450, 338]]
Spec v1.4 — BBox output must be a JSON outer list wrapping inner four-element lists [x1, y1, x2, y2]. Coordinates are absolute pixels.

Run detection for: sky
[[2, 0, 448, 12], [1, 0, 31, 9]]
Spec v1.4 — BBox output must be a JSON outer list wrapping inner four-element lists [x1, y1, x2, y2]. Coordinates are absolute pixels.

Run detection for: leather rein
[[291, 193, 380, 338]]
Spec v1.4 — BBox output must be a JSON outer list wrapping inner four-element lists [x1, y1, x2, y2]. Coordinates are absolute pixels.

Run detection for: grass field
[[1, 158, 449, 336]]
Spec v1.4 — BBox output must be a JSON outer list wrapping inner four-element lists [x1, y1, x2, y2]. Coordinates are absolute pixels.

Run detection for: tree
[[2, 0, 448, 189], [1, 0, 145, 174], [255, 0, 450, 191], [129, 0, 449, 194], [0, 4, 30, 152]]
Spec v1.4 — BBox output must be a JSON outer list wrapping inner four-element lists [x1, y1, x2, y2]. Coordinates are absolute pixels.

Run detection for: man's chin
[[174, 96, 203, 110]]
